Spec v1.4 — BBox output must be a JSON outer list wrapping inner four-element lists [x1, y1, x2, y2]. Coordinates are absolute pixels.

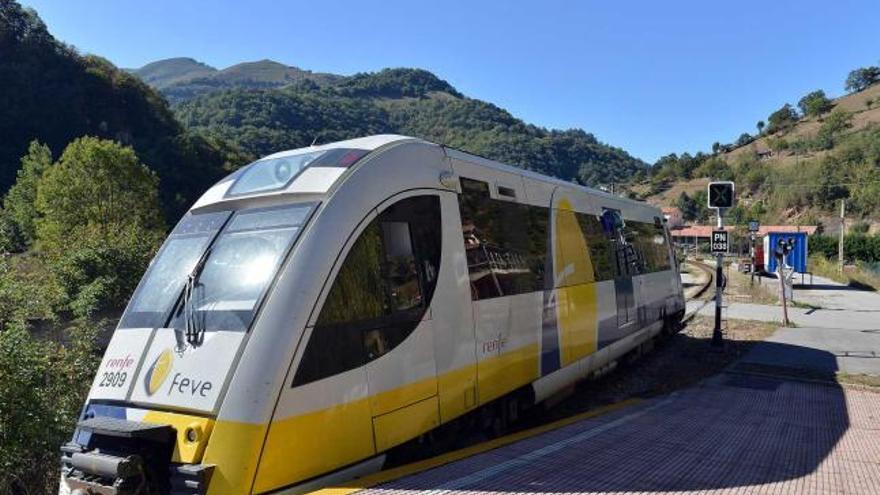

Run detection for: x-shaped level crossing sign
[[707, 181, 735, 209]]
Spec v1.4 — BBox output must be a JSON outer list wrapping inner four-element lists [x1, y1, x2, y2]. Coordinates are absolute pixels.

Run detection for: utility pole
[[838, 199, 846, 274]]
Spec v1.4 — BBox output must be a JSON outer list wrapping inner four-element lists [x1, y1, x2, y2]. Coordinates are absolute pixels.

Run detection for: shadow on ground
[[793, 283, 870, 291], [381, 334, 850, 493]]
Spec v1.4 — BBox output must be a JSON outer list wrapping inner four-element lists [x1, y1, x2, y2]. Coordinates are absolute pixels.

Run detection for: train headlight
[[273, 159, 294, 183], [185, 425, 201, 443]]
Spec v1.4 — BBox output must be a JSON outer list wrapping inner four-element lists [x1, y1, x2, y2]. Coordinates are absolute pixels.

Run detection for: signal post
[[708, 181, 735, 348]]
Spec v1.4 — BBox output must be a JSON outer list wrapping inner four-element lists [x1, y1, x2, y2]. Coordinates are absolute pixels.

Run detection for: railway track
[[685, 259, 715, 300], [682, 259, 719, 323]]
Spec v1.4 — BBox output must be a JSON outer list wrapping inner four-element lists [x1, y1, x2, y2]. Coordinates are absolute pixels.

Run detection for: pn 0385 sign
[[711, 230, 729, 254]]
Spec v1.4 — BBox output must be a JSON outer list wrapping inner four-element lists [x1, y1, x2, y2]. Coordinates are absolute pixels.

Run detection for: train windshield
[[120, 203, 315, 330], [121, 211, 230, 328]]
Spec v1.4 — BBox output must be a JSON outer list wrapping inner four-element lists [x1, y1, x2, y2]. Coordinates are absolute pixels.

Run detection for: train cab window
[[293, 195, 441, 387], [381, 222, 422, 312]]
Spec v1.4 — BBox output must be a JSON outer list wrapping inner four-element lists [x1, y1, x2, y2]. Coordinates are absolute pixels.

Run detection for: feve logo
[[144, 348, 173, 396]]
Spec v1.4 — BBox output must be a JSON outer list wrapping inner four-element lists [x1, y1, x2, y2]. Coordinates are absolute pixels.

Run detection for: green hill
[[0, 1, 232, 219], [634, 77, 880, 231], [126, 57, 217, 88], [161, 66, 647, 187]]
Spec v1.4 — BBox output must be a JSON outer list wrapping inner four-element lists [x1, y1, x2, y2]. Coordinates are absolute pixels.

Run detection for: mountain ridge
[[129, 57, 343, 102], [131, 58, 649, 187]]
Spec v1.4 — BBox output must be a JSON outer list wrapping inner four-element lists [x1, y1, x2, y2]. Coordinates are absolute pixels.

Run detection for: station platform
[[322, 372, 880, 495]]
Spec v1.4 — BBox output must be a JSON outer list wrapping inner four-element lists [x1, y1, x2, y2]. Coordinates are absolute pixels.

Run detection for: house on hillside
[[661, 206, 684, 229]]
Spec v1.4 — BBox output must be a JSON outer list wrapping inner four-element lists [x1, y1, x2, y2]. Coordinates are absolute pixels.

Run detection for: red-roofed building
[[670, 224, 818, 252]]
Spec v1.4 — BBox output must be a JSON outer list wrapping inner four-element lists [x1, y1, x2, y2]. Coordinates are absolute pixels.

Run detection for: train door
[[602, 209, 638, 329], [363, 193, 442, 453], [434, 191, 479, 424]]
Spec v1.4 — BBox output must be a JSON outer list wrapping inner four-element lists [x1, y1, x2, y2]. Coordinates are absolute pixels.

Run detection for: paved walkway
[[738, 326, 880, 376], [686, 275, 880, 376], [793, 274, 880, 311], [687, 300, 880, 331], [361, 375, 880, 494]]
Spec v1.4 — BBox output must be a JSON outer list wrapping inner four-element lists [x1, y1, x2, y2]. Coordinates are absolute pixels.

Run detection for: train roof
[[191, 134, 654, 214]]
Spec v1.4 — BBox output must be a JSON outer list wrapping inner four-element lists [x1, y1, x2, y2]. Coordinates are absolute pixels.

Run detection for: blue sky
[[22, 0, 880, 163]]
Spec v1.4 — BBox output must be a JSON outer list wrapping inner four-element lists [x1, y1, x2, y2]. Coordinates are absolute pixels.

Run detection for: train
[[59, 135, 685, 495]]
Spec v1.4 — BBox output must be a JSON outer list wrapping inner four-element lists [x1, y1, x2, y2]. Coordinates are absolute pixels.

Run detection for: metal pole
[[749, 234, 755, 287], [712, 209, 724, 347], [838, 199, 845, 274], [778, 254, 790, 326]]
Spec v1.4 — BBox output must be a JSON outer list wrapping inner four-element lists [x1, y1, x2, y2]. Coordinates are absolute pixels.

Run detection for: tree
[[2, 140, 52, 248], [845, 66, 880, 93], [675, 192, 699, 222], [797, 90, 832, 117], [712, 142, 721, 154], [767, 104, 798, 133], [756, 120, 765, 134], [815, 109, 854, 150], [736, 133, 753, 147], [35, 137, 165, 315], [694, 157, 734, 180], [35, 137, 163, 249]]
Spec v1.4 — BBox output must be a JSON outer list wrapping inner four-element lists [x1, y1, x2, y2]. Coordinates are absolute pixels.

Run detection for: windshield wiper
[[178, 247, 212, 350]]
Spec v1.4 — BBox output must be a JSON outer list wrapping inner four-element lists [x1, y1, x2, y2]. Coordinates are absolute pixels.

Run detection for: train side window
[[293, 195, 441, 386], [577, 213, 616, 282], [458, 177, 548, 300]]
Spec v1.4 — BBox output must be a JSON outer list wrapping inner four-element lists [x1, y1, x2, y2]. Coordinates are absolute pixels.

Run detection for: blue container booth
[[763, 231, 809, 273]]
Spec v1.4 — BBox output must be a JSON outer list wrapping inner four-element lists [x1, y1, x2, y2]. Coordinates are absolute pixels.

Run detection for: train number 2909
[[98, 371, 128, 388]]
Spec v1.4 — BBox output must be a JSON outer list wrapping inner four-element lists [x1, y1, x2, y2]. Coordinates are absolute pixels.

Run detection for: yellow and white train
[[60, 135, 684, 495]]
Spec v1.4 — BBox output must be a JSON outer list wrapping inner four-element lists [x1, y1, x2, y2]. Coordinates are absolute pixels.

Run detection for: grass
[[810, 255, 880, 291], [723, 263, 779, 305], [836, 372, 880, 388], [791, 300, 822, 310]]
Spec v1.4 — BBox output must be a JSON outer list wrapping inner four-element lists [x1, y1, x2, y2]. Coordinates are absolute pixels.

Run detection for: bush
[[810, 234, 838, 258], [52, 225, 161, 317], [693, 157, 734, 180], [815, 109, 853, 150], [0, 255, 66, 325], [0, 322, 99, 494], [812, 234, 880, 263], [765, 136, 789, 151]]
